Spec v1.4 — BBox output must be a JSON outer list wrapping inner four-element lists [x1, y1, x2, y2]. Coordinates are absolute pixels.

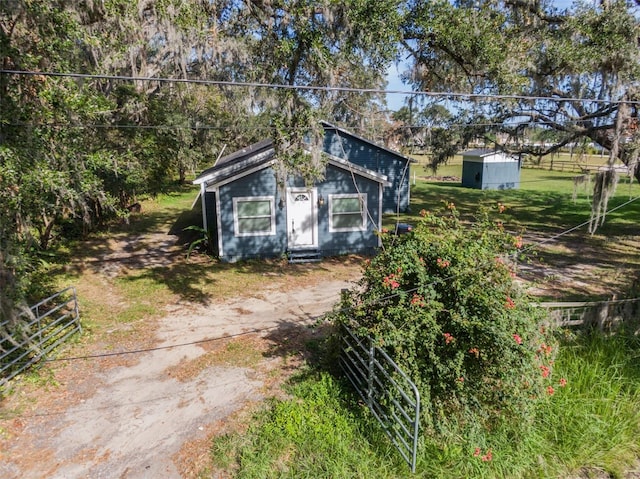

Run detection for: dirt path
[[2, 203, 636, 478], [0, 277, 353, 479]]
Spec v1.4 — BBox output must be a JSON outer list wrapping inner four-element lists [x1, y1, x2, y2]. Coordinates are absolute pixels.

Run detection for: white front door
[[286, 188, 317, 249]]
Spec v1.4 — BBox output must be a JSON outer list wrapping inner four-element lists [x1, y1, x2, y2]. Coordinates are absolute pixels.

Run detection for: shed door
[[287, 188, 317, 249]]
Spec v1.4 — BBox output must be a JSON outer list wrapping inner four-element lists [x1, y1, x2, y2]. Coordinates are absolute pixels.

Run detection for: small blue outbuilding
[[461, 149, 521, 190]]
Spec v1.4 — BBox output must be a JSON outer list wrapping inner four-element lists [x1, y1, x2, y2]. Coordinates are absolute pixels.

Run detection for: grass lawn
[[209, 330, 640, 478], [389, 160, 640, 237], [206, 164, 640, 478], [25, 167, 640, 478]]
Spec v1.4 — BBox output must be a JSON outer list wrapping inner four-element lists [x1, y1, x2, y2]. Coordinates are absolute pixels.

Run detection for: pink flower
[[473, 447, 481, 457], [513, 334, 522, 345], [540, 365, 550, 378], [443, 332, 454, 345], [458, 377, 464, 383], [559, 378, 567, 387], [547, 386, 555, 395], [498, 203, 506, 213]]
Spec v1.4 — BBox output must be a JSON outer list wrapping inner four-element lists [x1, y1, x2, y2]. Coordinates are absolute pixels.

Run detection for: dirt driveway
[[0, 250, 357, 478]]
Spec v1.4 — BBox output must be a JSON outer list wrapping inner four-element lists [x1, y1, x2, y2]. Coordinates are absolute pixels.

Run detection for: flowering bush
[[332, 205, 556, 437]]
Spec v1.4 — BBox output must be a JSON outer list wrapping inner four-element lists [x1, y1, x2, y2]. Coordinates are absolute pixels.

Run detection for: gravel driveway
[[0, 278, 353, 478]]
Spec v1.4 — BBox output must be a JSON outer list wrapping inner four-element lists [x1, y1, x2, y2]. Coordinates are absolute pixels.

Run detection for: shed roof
[[461, 148, 503, 157]]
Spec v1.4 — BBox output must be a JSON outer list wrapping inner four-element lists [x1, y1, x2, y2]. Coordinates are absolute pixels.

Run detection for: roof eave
[[321, 120, 416, 163]]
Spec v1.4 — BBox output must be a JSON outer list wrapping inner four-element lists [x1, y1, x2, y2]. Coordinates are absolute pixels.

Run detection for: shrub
[[331, 205, 556, 438]]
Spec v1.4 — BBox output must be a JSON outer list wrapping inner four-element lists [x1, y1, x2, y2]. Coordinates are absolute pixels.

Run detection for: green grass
[[209, 331, 640, 478], [392, 164, 640, 236]]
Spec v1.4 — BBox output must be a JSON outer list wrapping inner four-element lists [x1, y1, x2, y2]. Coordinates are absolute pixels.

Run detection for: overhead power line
[[2, 69, 639, 106]]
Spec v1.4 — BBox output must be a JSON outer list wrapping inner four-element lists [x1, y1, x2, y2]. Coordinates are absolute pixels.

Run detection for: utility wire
[[5, 119, 617, 130], [15, 193, 638, 367], [2, 69, 639, 106], [40, 323, 295, 363]]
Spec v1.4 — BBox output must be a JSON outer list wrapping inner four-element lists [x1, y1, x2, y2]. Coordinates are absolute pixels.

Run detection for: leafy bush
[[331, 205, 556, 437]]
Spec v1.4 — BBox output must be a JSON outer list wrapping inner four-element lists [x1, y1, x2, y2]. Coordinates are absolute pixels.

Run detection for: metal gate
[[1, 286, 80, 390], [340, 324, 420, 473]]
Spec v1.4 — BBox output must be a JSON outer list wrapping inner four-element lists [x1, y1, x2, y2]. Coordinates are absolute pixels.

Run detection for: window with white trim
[[233, 196, 276, 236], [329, 194, 366, 232]]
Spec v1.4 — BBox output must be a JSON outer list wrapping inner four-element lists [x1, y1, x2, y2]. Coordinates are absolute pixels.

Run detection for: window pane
[[238, 217, 271, 233], [333, 213, 362, 229], [237, 200, 271, 217], [333, 197, 360, 213]]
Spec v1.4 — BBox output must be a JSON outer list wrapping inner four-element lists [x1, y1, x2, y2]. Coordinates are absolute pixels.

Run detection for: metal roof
[[321, 121, 416, 163], [193, 140, 389, 189]]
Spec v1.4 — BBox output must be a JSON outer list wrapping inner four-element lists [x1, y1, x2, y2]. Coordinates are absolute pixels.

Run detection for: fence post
[[72, 287, 81, 332], [36, 303, 43, 351], [367, 338, 375, 409]]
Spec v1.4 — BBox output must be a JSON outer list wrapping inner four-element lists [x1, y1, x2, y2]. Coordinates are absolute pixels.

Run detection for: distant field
[[388, 158, 640, 238]]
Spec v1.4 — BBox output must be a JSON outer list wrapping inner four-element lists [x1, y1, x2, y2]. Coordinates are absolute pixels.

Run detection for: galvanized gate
[[340, 324, 420, 473], [1, 287, 80, 390]]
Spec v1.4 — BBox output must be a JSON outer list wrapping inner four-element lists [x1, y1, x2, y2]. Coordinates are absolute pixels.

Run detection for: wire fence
[[1, 287, 80, 392], [340, 323, 421, 473], [540, 297, 640, 330]]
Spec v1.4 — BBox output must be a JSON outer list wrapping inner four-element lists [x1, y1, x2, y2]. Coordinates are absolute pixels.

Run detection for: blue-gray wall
[[323, 130, 410, 213], [461, 160, 520, 190], [215, 167, 287, 262], [206, 164, 381, 262], [304, 163, 381, 257]]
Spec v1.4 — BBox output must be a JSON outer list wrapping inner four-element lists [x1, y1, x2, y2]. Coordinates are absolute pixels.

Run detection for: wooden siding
[[217, 168, 287, 261], [208, 163, 382, 261], [323, 130, 410, 213], [203, 191, 219, 256], [317, 164, 380, 255]]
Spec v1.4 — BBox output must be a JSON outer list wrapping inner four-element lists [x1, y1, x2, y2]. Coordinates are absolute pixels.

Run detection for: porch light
[[317, 194, 325, 207]]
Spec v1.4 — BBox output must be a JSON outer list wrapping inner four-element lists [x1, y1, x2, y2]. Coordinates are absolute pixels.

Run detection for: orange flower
[[505, 297, 515, 309], [437, 258, 450, 268], [481, 449, 493, 462], [514, 235, 523, 249]]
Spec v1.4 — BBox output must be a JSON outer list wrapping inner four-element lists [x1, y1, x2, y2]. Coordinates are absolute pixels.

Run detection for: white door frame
[[286, 187, 318, 249]]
